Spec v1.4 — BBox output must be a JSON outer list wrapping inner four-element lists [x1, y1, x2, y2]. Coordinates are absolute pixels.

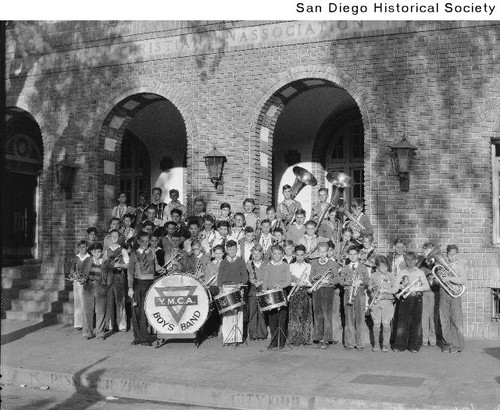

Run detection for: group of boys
[[69, 185, 465, 353]]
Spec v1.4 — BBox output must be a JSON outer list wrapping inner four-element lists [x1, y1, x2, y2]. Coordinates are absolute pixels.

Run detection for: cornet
[[310, 268, 333, 292], [162, 252, 183, 273], [395, 278, 421, 299]]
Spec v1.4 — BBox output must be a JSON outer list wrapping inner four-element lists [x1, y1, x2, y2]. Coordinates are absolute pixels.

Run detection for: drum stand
[[223, 308, 247, 349], [267, 307, 291, 352]]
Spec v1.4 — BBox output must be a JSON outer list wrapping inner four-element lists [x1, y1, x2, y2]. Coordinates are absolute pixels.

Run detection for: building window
[[120, 130, 150, 207], [325, 119, 365, 209], [492, 139, 500, 245], [492, 288, 500, 321]]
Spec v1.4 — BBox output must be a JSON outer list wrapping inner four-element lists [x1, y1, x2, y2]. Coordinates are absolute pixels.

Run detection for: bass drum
[[144, 273, 211, 336]]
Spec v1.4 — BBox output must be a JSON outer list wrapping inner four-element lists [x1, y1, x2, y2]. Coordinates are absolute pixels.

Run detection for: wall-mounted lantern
[[203, 145, 227, 194], [388, 136, 418, 192]]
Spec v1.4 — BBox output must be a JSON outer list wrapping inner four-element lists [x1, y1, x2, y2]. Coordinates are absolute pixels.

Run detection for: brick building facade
[[4, 21, 500, 337]]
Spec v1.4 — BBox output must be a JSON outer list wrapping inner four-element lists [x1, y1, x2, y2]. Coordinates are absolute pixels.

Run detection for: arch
[[95, 87, 194, 229], [245, 65, 376, 223], [4, 107, 44, 261]]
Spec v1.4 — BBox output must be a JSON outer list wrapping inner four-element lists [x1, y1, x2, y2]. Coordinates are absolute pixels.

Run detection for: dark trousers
[[343, 287, 366, 348], [248, 295, 268, 339], [105, 273, 127, 331], [268, 307, 288, 348], [440, 290, 465, 351], [312, 287, 334, 342], [82, 282, 108, 338], [131, 279, 156, 343], [394, 294, 423, 351]]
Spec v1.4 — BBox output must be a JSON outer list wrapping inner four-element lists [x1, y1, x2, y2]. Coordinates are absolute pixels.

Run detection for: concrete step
[[11, 299, 64, 314], [6, 310, 58, 323], [18, 289, 69, 303], [2, 277, 34, 290], [62, 302, 74, 315], [2, 265, 41, 280], [57, 312, 74, 325], [29, 279, 65, 291]]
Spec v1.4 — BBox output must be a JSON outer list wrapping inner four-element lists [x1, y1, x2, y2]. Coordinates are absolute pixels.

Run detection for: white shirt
[[259, 234, 273, 254], [242, 241, 254, 263], [290, 262, 311, 286]]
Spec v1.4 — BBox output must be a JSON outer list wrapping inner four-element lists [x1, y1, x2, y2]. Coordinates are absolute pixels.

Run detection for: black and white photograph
[[1, 6, 500, 409]]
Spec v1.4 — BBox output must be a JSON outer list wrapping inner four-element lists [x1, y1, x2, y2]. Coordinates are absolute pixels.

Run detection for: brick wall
[[6, 20, 500, 337]]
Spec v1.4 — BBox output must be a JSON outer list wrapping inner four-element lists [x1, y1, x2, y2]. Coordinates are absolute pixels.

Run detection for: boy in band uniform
[[369, 255, 396, 352], [285, 209, 306, 244], [150, 234, 165, 269], [164, 189, 187, 222], [277, 184, 302, 228], [149, 187, 167, 225], [85, 227, 98, 253], [258, 245, 292, 349], [283, 240, 296, 264], [266, 206, 283, 233], [82, 243, 110, 340], [242, 198, 259, 231], [162, 221, 178, 256], [299, 220, 327, 260], [183, 220, 201, 255], [340, 246, 370, 350], [246, 245, 268, 340], [103, 230, 130, 332], [309, 242, 341, 348], [439, 244, 466, 353], [199, 215, 218, 254], [103, 218, 122, 250], [334, 227, 356, 266], [217, 240, 248, 345], [318, 207, 339, 243], [421, 242, 439, 348], [134, 191, 149, 224], [69, 240, 90, 330], [112, 192, 135, 221], [188, 197, 210, 229], [387, 239, 407, 276], [392, 252, 430, 353], [311, 188, 330, 222], [185, 240, 211, 278], [218, 202, 234, 227], [128, 232, 165, 346], [213, 220, 231, 252], [359, 233, 378, 274], [256, 219, 274, 261], [238, 226, 258, 263], [164, 231, 186, 273], [171, 209, 190, 241], [345, 199, 374, 243], [229, 212, 246, 244]]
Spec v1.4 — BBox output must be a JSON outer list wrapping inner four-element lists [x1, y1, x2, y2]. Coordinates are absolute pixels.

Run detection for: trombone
[[347, 273, 359, 305], [287, 266, 309, 301], [310, 267, 333, 292]]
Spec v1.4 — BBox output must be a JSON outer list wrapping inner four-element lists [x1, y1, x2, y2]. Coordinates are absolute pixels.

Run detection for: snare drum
[[144, 273, 211, 335], [214, 288, 245, 314], [256, 289, 287, 312]]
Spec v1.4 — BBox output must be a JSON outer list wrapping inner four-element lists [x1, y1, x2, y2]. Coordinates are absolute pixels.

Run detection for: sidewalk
[[1, 321, 499, 409]]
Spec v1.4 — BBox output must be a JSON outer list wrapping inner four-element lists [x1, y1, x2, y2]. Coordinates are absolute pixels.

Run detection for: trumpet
[[162, 252, 183, 273], [367, 286, 381, 310], [310, 267, 333, 292], [395, 278, 421, 299], [205, 275, 217, 287], [287, 266, 309, 301]]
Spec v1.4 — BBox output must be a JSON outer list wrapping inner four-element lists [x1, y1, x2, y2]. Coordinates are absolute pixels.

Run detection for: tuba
[[315, 172, 352, 233], [426, 246, 466, 298], [285, 166, 318, 226]]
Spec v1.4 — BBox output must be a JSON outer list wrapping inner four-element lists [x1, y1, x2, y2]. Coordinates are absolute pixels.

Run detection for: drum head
[[145, 273, 211, 335]]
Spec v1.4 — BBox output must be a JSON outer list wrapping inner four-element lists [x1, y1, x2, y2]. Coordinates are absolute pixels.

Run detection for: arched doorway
[[3, 108, 43, 263], [260, 79, 363, 218], [119, 130, 150, 206], [97, 93, 187, 228]]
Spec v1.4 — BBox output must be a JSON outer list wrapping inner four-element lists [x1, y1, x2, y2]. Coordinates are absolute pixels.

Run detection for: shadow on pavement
[[46, 356, 110, 410], [1, 321, 53, 346], [483, 347, 500, 360]]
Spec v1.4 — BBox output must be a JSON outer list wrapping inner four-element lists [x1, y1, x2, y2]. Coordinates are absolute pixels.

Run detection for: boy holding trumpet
[[309, 242, 341, 349], [392, 251, 430, 353]]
